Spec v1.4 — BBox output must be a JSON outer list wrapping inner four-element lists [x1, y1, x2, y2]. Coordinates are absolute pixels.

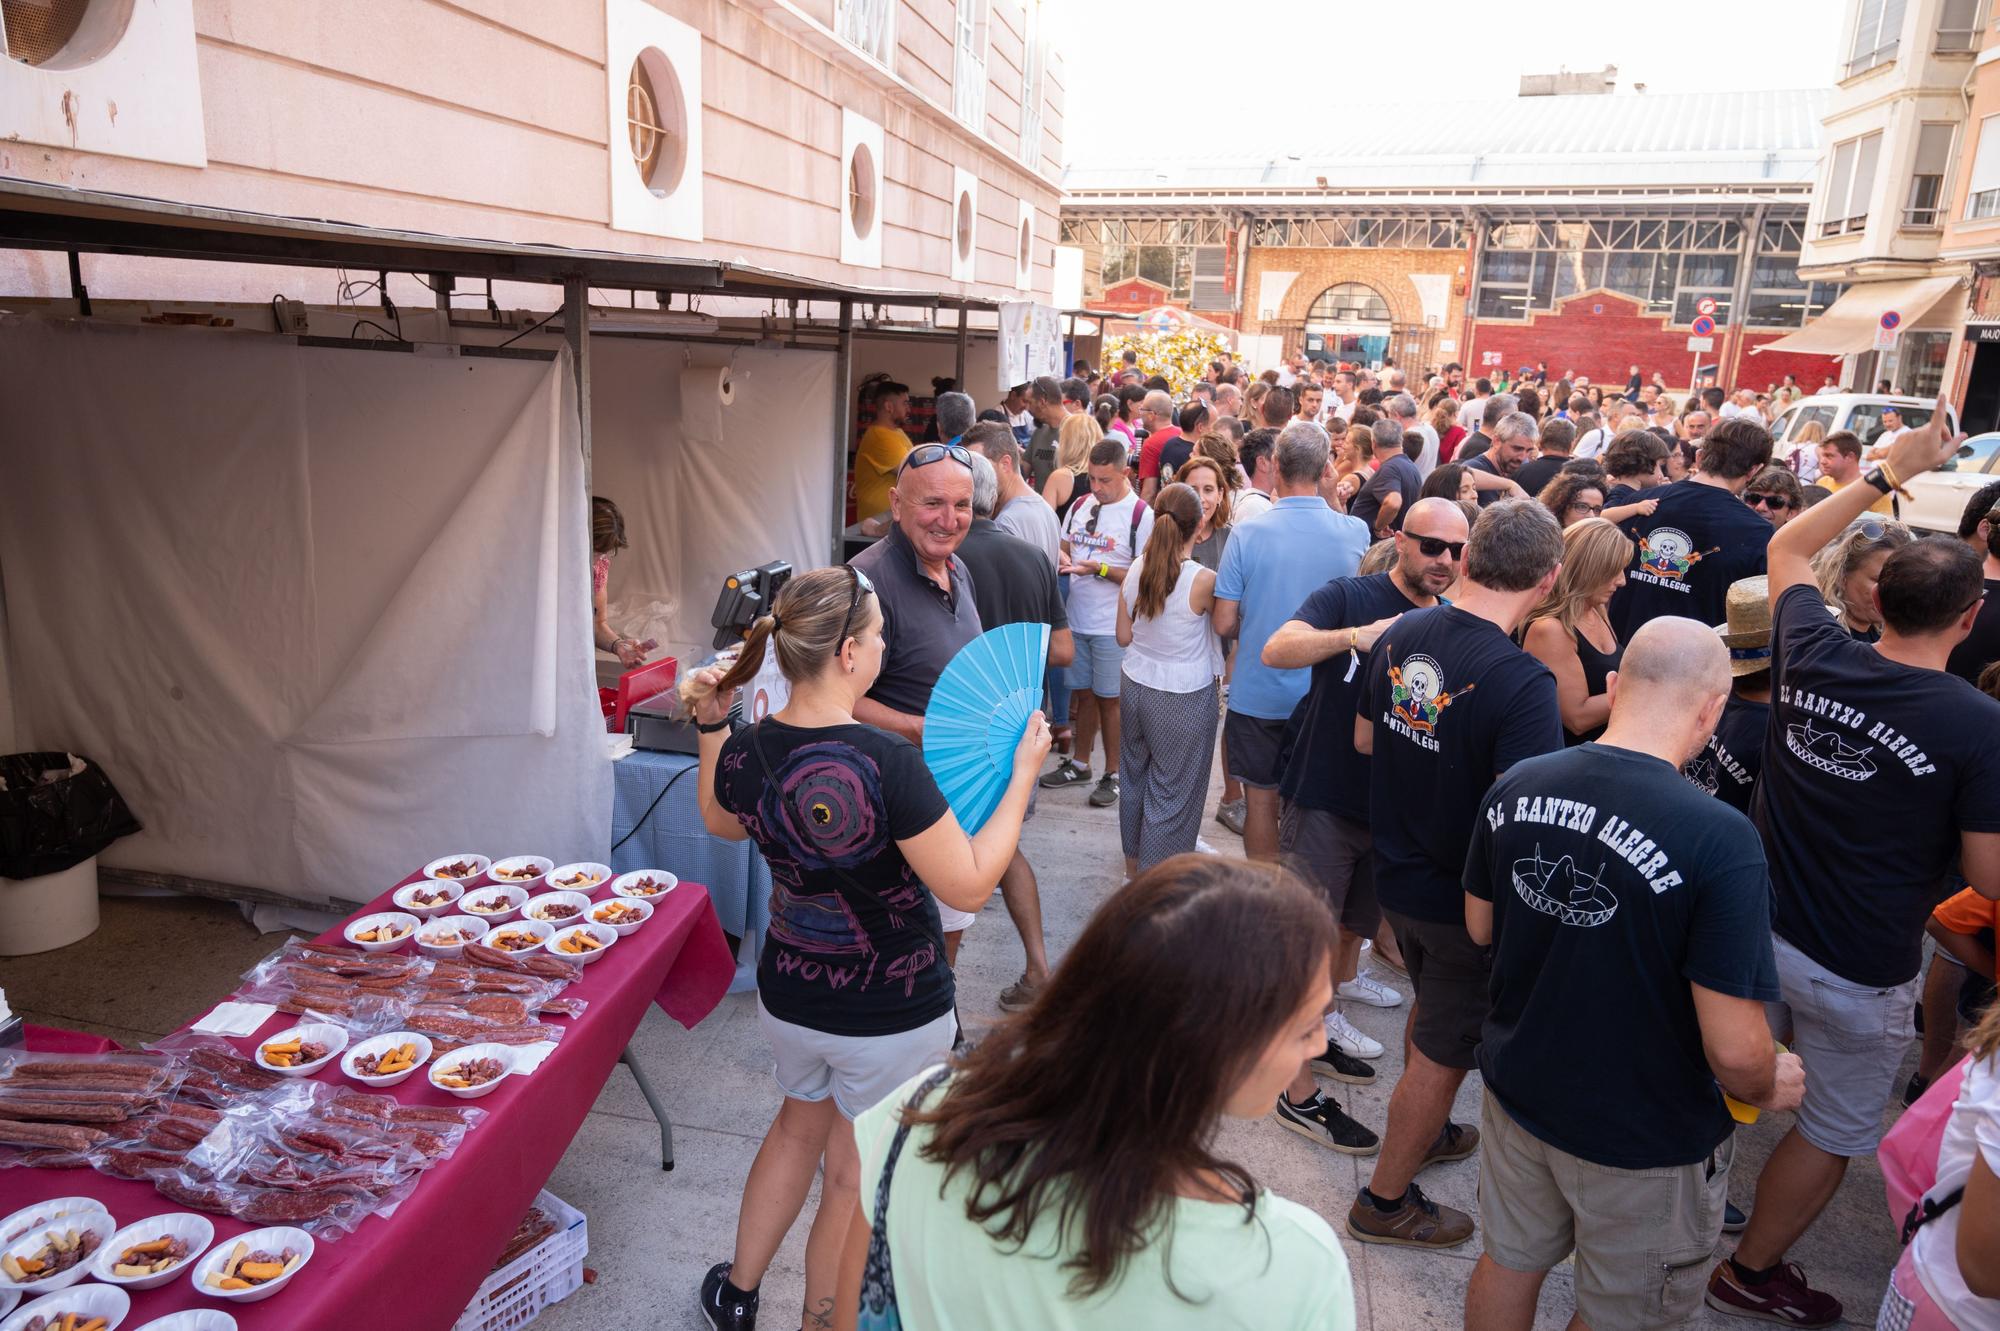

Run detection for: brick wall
[[1243, 246, 1470, 343], [1467, 291, 1843, 392]]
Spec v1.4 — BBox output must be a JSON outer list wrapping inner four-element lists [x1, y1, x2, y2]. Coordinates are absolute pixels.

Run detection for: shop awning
[[1752, 275, 1962, 356]]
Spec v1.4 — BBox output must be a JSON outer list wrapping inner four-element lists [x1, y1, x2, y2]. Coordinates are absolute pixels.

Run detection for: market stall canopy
[[1751, 275, 1962, 357]]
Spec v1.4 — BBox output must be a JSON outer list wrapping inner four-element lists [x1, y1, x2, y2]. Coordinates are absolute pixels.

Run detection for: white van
[[1766, 394, 1959, 472]]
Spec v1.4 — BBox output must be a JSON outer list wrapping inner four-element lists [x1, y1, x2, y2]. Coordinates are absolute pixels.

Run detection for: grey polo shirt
[[849, 524, 983, 717]]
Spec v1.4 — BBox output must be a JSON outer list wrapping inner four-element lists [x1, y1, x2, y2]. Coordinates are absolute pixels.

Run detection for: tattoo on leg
[[805, 1297, 836, 1330]]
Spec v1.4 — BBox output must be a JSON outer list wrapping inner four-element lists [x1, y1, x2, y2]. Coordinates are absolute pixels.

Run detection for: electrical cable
[[609, 762, 696, 853], [497, 308, 561, 348]]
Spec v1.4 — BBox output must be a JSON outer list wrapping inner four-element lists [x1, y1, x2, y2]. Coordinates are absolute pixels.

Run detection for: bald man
[[1459, 617, 1803, 1331], [1134, 390, 1181, 501]]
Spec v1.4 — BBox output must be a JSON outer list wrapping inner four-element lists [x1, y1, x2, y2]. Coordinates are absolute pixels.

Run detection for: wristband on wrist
[[1865, 467, 1895, 496], [1097, 562, 1110, 579], [696, 717, 731, 735]]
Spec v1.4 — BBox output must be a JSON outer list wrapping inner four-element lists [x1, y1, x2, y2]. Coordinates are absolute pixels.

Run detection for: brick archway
[[1277, 272, 1420, 331]]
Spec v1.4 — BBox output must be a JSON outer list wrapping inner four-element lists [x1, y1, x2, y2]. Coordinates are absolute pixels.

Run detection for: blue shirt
[[1215, 496, 1371, 720]]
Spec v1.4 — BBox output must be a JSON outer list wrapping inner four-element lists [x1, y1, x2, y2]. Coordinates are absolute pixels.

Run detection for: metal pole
[[832, 300, 854, 565], [563, 276, 593, 490], [955, 306, 968, 389], [1722, 204, 1766, 389], [67, 250, 91, 318]]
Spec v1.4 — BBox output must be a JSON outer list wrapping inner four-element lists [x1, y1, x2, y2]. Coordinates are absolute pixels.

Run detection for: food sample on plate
[[552, 932, 604, 955], [4, 1227, 101, 1282], [348, 1042, 421, 1078], [348, 921, 408, 944], [420, 925, 480, 945], [20, 1313, 112, 1331], [258, 1038, 329, 1069], [620, 875, 668, 895], [491, 864, 541, 881], [433, 1058, 505, 1090], [486, 930, 543, 953], [550, 869, 600, 888], [530, 900, 581, 921], [202, 1239, 304, 1291], [110, 1233, 192, 1277], [593, 901, 646, 926], [404, 885, 456, 907], [465, 894, 518, 914], [429, 860, 481, 880]]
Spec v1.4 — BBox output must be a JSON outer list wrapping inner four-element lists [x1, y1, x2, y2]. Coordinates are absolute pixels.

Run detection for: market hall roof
[[1061, 88, 1828, 202]]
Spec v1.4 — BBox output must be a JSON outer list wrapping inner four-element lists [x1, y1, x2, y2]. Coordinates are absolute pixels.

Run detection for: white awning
[[1753, 275, 1962, 356]]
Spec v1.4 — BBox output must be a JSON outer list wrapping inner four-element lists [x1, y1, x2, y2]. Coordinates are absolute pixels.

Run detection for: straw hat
[[1714, 575, 1772, 676]]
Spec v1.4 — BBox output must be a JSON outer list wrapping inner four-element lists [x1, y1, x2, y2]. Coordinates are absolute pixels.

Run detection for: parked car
[[1893, 431, 2000, 535], [1766, 394, 1960, 476]]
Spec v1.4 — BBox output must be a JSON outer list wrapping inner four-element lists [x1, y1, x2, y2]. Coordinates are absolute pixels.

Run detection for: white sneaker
[[1195, 837, 1220, 855], [1338, 971, 1405, 1009], [1325, 1009, 1384, 1060]]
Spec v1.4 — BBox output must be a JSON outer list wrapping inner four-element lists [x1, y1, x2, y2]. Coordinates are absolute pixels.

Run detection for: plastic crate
[[454, 1189, 588, 1331]]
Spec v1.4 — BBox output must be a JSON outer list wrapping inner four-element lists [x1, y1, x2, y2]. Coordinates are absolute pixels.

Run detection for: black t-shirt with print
[[1607, 480, 1771, 636], [1683, 694, 1768, 816], [1467, 744, 1779, 1168], [716, 718, 954, 1035], [1362, 605, 1563, 924], [1753, 584, 2000, 987], [1946, 578, 2000, 686], [1279, 573, 1424, 821]]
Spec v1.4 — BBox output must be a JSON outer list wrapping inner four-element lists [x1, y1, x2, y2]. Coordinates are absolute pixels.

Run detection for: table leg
[[619, 1043, 675, 1171]]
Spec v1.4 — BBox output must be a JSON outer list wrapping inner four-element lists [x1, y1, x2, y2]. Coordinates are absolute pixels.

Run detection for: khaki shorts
[[1478, 1094, 1733, 1330]]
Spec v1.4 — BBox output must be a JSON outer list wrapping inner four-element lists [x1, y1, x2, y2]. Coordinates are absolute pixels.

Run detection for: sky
[[1056, 0, 1844, 161]]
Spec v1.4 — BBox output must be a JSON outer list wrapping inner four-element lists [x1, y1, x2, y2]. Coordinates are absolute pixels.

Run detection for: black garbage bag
[[0, 751, 142, 881]]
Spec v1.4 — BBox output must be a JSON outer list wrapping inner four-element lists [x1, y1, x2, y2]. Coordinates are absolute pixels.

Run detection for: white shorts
[[758, 998, 957, 1120], [936, 901, 976, 933]]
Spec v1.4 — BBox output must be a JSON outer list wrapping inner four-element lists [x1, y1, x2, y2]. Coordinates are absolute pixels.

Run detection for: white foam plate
[[422, 853, 490, 883], [588, 895, 654, 936], [91, 1212, 214, 1291], [544, 861, 611, 893], [547, 921, 617, 964], [341, 911, 419, 953], [189, 1228, 314, 1304], [392, 880, 464, 919], [415, 914, 490, 960], [339, 1031, 434, 1088], [428, 1042, 516, 1100], [608, 869, 678, 900], [252, 1022, 347, 1078], [458, 885, 528, 923], [486, 855, 553, 890], [479, 919, 553, 958], [1, 1210, 118, 1296], [1, 1285, 131, 1331]]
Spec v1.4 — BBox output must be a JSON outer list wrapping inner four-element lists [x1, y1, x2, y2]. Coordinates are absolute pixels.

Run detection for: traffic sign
[[1690, 314, 1716, 337], [1696, 296, 1718, 317], [1686, 336, 1715, 352], [1880, 310, 1902, 332]]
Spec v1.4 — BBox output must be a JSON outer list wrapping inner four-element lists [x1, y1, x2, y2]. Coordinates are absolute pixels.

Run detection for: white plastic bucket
[[0, 855, 99, 955]]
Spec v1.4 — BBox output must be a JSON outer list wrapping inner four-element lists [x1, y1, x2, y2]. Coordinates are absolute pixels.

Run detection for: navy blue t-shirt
[[1278, 573, 1426, 821], [1467, 744, 1780, 1168], [1753, 584, 2000, 986], [1363, 605, 1562, 924], [1683, 694, 1767, 816], [1607, 479, 1771, 636]]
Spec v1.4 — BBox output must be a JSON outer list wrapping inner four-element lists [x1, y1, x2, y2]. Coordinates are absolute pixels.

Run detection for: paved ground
[[9, 775, 1910, 1330]]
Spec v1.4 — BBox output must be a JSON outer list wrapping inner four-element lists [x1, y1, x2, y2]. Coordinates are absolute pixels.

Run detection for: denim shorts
[[759, 998, 957, 1120], [1067, 632, 1124, 698], [1764, 933, 1918, 1156]]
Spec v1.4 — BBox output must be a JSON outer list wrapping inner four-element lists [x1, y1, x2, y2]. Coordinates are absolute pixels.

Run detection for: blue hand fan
[[923, 622, 1051, 835]]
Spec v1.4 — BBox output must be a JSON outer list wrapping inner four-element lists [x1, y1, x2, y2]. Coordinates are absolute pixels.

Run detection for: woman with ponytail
[[683, 565, 1051, 1331], [1113, 483, 1224, 875]]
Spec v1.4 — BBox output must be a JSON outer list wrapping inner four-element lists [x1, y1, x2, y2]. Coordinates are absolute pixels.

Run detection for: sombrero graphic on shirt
[[1784, 719, 1877, 781], [1683, 751, 1721, 795], [1637, 528, 1721, 581], [1511, 846, 1618, 928]]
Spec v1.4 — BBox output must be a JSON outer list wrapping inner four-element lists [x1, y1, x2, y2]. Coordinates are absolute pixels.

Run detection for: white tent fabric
[[1752, 275, 1962, 357], [0, 317, 610, 905]]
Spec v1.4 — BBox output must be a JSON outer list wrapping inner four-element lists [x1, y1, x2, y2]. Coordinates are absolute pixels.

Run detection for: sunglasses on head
[[835, 566, 876, 652], [1744, 492, 1795, 512], [1407, 534, 1467, 560], [898, 442, 973, 476]]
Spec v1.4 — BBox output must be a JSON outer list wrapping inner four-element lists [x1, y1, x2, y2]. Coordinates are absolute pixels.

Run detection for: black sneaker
[[1903, 1071, 1932, 1107], [700, 1261, 759, 1331], [1088, 772, 1120, 807], [1307, 1040, 1376, 1085], [1038, 758, 1091, 789], [1273, 1092, 1380, 1155], [1723, 1201, 1749, 1234]]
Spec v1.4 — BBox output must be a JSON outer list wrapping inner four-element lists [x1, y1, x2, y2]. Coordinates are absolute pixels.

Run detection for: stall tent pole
[[564, 276, 593, 489], [955, 306, 968, 389], [832, 300, 854, 565]]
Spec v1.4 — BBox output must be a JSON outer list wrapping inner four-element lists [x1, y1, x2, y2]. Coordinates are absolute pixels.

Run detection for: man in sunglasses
[[1259, 498, 1470, 1156], [1741, 468, 1803, 530], [1707, 404, 2000, 1327]]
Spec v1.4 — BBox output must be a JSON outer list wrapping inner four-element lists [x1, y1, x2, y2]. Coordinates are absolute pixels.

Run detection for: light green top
[[854, 1069, 1356, 1331]]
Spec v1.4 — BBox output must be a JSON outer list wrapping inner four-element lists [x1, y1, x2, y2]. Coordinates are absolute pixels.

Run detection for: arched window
[[1306, 283, 1392, 324]]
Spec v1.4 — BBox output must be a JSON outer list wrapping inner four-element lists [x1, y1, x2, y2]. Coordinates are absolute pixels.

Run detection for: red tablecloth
[[2, 870, 734, 1330], [22, 1024, 121, 1055]]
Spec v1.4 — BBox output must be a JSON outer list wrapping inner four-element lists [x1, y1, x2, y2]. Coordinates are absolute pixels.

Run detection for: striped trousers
[[1118, 674, 1221, 872]]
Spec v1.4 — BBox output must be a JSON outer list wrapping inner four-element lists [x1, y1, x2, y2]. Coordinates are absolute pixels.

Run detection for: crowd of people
[[677, 348, 2000, 1331]]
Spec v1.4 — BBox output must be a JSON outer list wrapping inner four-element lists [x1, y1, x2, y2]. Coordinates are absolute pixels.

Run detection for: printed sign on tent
[[998, 302, 1063, 391]]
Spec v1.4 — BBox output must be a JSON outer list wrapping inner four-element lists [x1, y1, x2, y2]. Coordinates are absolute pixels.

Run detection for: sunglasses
[[898, 443, 973, 476], [1408, 535, 1467, 560], [1744, 493, 1795, 512], [836, 566, 876, 652]]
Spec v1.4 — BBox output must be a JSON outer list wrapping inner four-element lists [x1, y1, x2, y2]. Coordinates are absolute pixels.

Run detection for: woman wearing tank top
[[1522, 518, 1634, 745], [1115, 483, 1225, 874]]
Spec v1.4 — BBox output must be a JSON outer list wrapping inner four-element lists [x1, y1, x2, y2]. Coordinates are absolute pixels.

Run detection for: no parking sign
[[1875, 309, 1901, 352]]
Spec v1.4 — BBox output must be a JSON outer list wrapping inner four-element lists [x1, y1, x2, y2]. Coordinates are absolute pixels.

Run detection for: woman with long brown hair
[[1175, 448, 1235, 572], [1111, 483, 1223, 874], [1521, 517, 1634, 744], [684, 566, 1050, 1331], [835, 856, 1356, 1330], [591, 496, 648, 668]]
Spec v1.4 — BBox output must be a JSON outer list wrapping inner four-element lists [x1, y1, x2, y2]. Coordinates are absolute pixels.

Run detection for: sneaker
[[1307, 1040, 1376, 1085], [699, 1261, 759, 1331], [1338, 970, 1405, 1009], [1345, 1184, 1474, 1249], [1038, 758, 1091, 789], [1088, 773, 1120, 807], [1704, 1259, 1841, 1327], [1194, 836, 1221, 855], [1722, 1201, 1749, 1234], [1215, 798, 1247, 836], [1273, 1092, 1380, 1156], [996, 974, 1040, 1012], [1420, 1120, 1480, 1169], [1326, 1010, 1385, 1060], [1903, 1071, 1932, 1107]]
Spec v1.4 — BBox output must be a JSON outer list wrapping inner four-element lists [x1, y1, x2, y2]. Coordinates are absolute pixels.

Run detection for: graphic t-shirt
[[1467, 744, 1779, 1168], [1683, 694, 1768, 816], [716, 719, 953, 1035], [1279, 573, 1425, 821], [1363, 606, 1563, 923], [1062, 490, 1155, 636], [1215, 497, 1371, 720], [1753, 584, 2000, 987], [1351, 454, 1423, 533], [1946, 577, 2000, 686], [1608, 480, 1772, 636]]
